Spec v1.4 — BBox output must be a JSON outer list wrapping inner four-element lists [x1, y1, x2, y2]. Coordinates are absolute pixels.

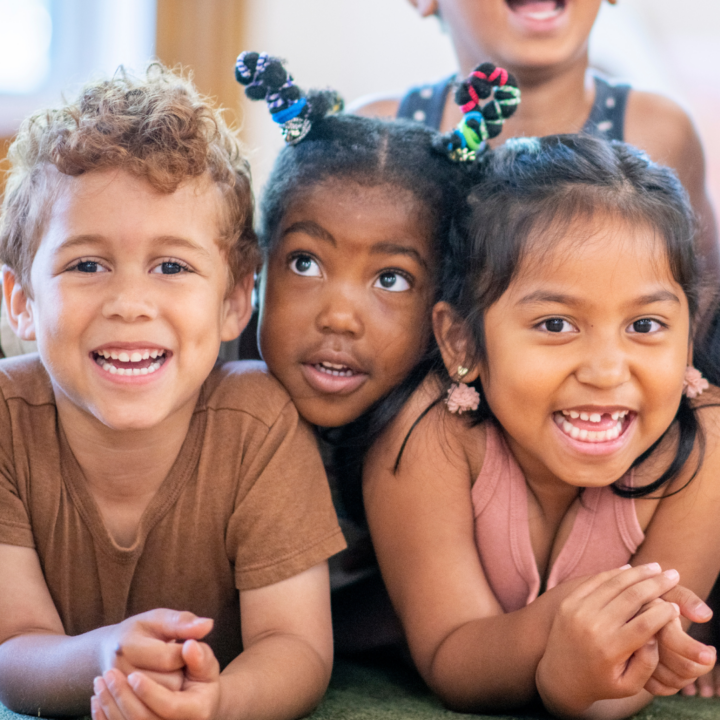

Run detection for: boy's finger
[[661, 585, 713, 624], [657, 621, 716, 675], [128, 672, 191, 719], [103, 668, 159, 720], [644, 672, 683, 697], [91, 695, 110, 720], [182, 640, 220, 684], [113, 637, 185, 675], [94, 674, 132, 720], [141, 669, 185, 692], [649, 658, 711, 693], [140, 610, 214, 641]]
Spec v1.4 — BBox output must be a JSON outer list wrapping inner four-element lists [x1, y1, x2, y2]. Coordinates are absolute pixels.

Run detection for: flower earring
[[446, 366, 480, 414], [683, 366, 709, 399]]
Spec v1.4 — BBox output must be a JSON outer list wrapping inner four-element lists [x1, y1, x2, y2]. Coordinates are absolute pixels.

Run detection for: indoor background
[[1, 0, 719, 209]]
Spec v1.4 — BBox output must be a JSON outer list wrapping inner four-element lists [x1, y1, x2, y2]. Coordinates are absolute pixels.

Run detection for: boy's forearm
[[0, 629, 108, 716], [217, 633, 332, 720]]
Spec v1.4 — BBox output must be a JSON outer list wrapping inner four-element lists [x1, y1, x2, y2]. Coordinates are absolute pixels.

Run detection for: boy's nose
[[102, 278, 158, 322], [316, 284, 364, 337]]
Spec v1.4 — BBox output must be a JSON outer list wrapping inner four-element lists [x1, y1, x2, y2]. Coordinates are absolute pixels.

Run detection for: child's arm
[[0, 544, 210, 715], [90, 562, 333, 720], [363, 392, 683, 716]]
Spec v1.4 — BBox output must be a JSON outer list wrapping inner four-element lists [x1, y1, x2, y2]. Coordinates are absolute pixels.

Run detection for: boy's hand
[[536, 564, 681, 716], [92, 640, 221, 720], [643, 611, 716, 695], [103, 610, 214, 692]]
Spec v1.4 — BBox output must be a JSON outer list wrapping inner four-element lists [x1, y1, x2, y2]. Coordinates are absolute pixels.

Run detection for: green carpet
[[1, 659, 719, 719]]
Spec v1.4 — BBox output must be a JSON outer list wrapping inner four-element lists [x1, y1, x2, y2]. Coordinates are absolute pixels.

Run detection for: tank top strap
[[396, 74, 456, 130], [582, 75, 630, 142]]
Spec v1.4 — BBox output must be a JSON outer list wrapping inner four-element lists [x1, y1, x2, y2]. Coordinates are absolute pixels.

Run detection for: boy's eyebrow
[[56, 234, 212, 258], [518, 289, 681, 306], [281, 221, 335, 246], [370, 242, 428, 270]]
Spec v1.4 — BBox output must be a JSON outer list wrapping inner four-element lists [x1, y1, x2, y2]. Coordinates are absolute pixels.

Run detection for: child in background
[[0, 65, 345, 720], [364, 132, 720, 718], [352, 0, 719, 285]]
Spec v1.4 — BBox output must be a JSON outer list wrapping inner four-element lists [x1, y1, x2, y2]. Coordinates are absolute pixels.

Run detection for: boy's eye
[[72, 260, 105, 273], [375, 272, 411, 292], [540, 318, 574, 333], [151, 261, 189, 275], [289, 255, 321, 277], [628, 318, 663, 334]]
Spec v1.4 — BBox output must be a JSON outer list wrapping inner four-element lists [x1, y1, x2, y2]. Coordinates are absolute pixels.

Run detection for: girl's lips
[[301, 362, 368, 396]]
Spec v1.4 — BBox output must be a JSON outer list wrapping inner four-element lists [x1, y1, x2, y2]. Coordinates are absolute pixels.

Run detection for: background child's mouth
[[506, 0, 565, 20], [93, 349, 167, 376], [314, 361, 357, 378]]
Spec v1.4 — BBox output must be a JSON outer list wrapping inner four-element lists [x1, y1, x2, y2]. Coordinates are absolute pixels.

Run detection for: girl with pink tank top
[[364, 131, 720, 718]]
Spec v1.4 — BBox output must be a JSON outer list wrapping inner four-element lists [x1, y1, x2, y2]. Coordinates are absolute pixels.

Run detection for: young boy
[[352, 0, 719, 285], [0, 66, 345, 720]]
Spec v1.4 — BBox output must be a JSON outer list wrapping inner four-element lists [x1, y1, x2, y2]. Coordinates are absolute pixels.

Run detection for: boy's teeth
[[94, 348, 166, 376]]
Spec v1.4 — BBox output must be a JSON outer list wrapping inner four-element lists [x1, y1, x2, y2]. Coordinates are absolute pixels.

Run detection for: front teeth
[[555, 409, 630, 443], [316, 362, 354, 378], [95, 348, 166, 376]]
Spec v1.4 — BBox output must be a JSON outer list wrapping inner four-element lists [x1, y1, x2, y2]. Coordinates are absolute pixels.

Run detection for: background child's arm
[[626, 91, 719, 284], [91, 562, 333, 720], [0, 543, 210, 715], [363, 393, 682, 715]]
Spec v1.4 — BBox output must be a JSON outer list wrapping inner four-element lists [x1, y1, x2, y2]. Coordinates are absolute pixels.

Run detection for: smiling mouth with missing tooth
[[554, 409, 631, 443], [93, 349, 168, 377]]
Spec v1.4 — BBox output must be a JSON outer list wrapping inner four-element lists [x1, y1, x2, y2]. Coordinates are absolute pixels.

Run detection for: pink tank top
[[472, 423, 645, 613]]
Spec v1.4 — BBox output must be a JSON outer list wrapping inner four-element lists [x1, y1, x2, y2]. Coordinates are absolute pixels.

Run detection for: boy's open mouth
[[505, 0, 565, 21], [553, 408, 633, 443], [92, 348, 168, 376]]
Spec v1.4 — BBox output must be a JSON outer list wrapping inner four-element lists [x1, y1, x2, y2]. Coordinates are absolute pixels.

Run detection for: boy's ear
[[1, 266, 36, 341], [432, 301, 480, 382], [220, 270, 255, 342], [407, 0, 440, 18]]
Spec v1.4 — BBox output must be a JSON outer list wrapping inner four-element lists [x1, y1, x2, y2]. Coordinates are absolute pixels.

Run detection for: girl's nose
[[574, 336, 631, 389], [316, 284, 364, 337]]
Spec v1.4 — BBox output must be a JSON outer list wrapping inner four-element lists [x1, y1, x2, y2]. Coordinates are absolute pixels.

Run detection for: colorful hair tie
[[235, 51, 343, 145], [442, 62, 520, 162]]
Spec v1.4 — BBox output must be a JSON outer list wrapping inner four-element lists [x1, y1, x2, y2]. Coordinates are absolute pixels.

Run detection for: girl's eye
[[71, 260, 106, 273], [289, 254, 321, 277], [374, 271, 411, 292], [151, 261, 189, 275], [628, 318, 663, 334], [539, 318, 574, 333]]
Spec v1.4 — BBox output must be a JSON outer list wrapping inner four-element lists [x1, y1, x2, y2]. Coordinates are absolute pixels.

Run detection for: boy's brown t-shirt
[[0, 356, 346, 668]]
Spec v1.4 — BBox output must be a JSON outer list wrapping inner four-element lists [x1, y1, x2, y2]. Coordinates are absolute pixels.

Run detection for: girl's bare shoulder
[[365, 375, 487, 483]]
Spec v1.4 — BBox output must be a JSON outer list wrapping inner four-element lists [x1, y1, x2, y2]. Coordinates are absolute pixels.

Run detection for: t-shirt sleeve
[[0, 391, 34, 548], [227, 401, 346, 591]]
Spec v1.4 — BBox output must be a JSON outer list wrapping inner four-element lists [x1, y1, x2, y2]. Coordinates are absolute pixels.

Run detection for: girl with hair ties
[[363, 91, 720, 717]]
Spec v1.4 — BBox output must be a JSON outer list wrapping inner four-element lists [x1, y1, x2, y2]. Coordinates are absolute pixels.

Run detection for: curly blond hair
[[0, 63, 258, 292]]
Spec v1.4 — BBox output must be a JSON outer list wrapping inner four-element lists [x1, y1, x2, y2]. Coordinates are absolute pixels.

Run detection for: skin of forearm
[[217, 633, 332, 720], [0, 629, 110, 716], [425, 592, 559, 713]]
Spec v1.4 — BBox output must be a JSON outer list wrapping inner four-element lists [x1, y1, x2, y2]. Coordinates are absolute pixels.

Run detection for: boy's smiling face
[[258, 181, 435, 427], [5, 169, 252, 432]]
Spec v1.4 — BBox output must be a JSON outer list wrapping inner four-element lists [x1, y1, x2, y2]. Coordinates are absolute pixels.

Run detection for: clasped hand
[[536, 564, 716, 717], [92, 609, 221, 720]]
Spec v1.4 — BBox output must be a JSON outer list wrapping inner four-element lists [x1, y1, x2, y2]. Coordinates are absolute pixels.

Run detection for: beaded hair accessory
[[235, 51, 343, 145], [439, 62, 520, 162]]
